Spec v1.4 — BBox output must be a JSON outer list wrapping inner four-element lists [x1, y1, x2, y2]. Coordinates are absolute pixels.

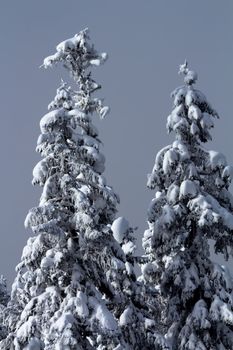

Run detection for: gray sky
[[0, 0, 233, 283]]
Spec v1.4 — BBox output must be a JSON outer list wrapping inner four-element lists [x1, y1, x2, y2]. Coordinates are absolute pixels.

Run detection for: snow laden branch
[[42, 28, 109, 120], [142, 62, 233, 350]]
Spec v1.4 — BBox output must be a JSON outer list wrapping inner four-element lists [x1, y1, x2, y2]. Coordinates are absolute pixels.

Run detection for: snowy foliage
[[143, 61, 233, 349], [111, 217, 137, 259], [0, 276, 8, 307], [42, 28, 109, 120], [0, 276, 9, 341], [2, 29, 232, 350], [0, 30, 148, 350]]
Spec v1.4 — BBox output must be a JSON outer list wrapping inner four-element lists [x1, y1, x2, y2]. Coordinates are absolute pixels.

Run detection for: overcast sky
[[0, 0, 233, 283]]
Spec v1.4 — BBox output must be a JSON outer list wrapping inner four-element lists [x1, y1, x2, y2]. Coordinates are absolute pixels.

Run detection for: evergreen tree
[[0, 276, 9, 341], [0, 29, 134, 350], [142, 61, 233, 350], [111, 217, 167, 349]]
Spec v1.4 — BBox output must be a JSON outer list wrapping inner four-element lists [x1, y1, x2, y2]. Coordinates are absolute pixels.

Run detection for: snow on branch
[[42, 28, 107, 81], [42, 29, 110, 120], [179, 60, 198, 86]]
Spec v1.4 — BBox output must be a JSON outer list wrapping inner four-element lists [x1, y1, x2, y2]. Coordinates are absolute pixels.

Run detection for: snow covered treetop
[[42, 29, 110, 119], [179, 60, 198, 86], [166, 61, 219, 143], [43, 28, 107, 84]]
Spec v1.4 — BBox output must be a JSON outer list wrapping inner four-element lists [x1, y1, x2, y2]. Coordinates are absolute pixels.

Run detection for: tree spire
[[43, 28, 109, 119], [166, 61, 218, 144], [178, 60, 198, 86]]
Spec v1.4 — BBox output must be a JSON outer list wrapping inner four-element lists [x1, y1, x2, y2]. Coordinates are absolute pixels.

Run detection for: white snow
[[43, 52, 61, 68], [16, 316, 37, 342], [172, 140, 190, 161], [89, 52, 108, 66], [144, 318, 155, 329], [24, 337, 41, 350], [32, 157, 52, 186], [185, 89, 207, 107], [111, 257, 125, 270], [99, 105, 110, 119], [183, 263, 200, 296], [40, 256, 54, 269], [119, 307, 133, 326], [212, 264, 233, 291], [52, 312, 76, 332], [188, 104, 202, 121], [200, 113, 214, 129], [179, 180, 197, 199], [40, 108, 66, 133], [43, 29, 108, 71], [190, 122, 199, 136], [154, 145, 171, 170], [56, 37, 79, 52], [74, 292, 89, 318], [188, 193, 233, 229], [162, 149, 178, 174], [208, 150, 227, 170], [184, 70, 198, 85], [161, 204, 175, 226], [210, 296, 233, 325], [88, 297, 117, 331], [141, 262, 159, 277], [122, 241, 135, 255], [166, 112, 183, 133], [222, 165, 233, 180], [125, 262, 134, 276], [111, 217, 129, 244], [172, 87, 186, 107], [167, 184, 180, 204]]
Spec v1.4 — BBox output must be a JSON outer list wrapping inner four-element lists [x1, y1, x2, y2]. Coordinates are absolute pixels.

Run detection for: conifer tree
[[111, 217, 166, 350], [0, 29, 138, 350], [0, 276, 9, 341], [142, 62, 233, 350]]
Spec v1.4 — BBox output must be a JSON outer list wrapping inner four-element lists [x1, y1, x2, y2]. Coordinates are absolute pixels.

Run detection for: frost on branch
[[142, 62, 233, 349]]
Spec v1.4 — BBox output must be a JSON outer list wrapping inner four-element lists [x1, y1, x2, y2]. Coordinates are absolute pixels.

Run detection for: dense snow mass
[[143, 60, 233, 349], [111, 217, 129, 244]]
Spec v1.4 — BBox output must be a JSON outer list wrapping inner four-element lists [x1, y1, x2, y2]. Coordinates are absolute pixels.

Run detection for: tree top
[[179, 60, 198, 86], [42, 28, 108, 83]]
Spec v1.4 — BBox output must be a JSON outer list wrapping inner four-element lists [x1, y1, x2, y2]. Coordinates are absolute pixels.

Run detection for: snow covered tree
[[0, 29, 132, 350], [0, 28, 153, 350], [142, 61, 233, 349], [111, 217, 166, 350], [0, 276, 9, 308], [0, 276, 9, 341]]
